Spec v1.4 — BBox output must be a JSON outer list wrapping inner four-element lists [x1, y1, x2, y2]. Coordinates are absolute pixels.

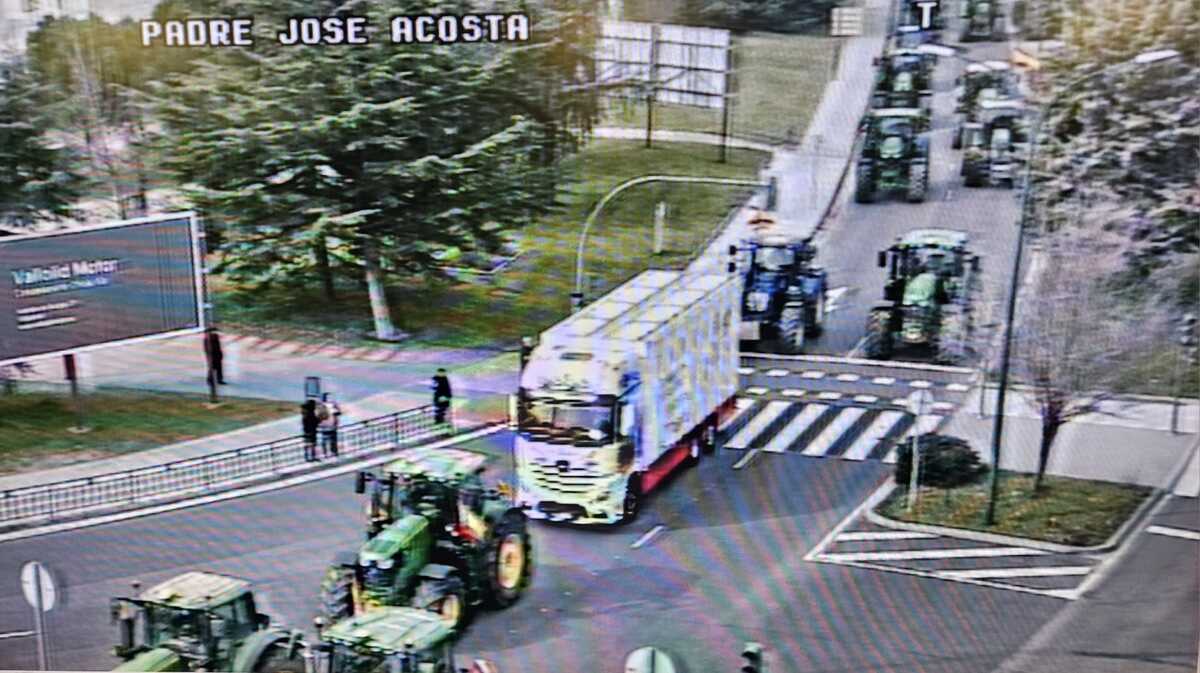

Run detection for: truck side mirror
[[355, 471, 367, 494], [877, 250, 887, 268]]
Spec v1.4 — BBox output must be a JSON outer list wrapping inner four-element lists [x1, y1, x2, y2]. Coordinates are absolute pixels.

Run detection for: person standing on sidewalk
[[319, 393, 342, 458], [203, 327, 225, 385], [432, 368, 452, 425], [301, 399, 320, 462]]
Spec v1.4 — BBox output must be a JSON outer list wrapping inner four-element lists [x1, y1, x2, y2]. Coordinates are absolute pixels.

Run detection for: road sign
[[20, 562, 55, 612], [20, 561, 53, 670]]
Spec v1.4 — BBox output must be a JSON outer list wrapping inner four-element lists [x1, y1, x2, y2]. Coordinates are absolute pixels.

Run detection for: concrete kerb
[[865, 476, 1167, 555], [0, 423, 496, 538]]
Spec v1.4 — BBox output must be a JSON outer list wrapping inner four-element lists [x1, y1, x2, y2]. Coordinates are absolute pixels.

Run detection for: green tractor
[[854, 108, 931, 204], [961, 99, 1027, 188], [319, 447, 533, 632], [309, 607, 498, 673], [864, 229, 981, 363], [952, 61, 1019, 149], [871, 49, 934, 111], [109, 572, 306, 672], [958, 0, 1005, 41]]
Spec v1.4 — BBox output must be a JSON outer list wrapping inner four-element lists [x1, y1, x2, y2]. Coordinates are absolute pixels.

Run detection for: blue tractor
[[731, 213, 828, 354]]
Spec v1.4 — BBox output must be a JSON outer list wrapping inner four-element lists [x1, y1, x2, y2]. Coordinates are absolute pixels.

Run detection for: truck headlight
[[746, 291, 769, 312]]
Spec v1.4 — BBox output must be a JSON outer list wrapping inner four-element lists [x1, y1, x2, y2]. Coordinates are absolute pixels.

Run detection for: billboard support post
[[63, 354, 88, 433]]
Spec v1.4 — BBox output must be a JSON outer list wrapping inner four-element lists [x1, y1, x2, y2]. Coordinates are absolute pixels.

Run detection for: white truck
[[513, 269, 740, 524]]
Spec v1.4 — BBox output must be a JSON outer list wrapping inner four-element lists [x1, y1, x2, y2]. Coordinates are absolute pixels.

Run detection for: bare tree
[[1011, 232, 1156, 493]]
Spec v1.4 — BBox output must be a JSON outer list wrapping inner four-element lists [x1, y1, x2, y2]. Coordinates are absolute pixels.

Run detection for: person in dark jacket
[[203, 327, 225, 385], [432, 368, 452, 425], [301, 399, 320, 462]]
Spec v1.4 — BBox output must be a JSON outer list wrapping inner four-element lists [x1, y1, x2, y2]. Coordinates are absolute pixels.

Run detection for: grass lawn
[[0, 390, 295, 474], [216, 139, 768, 349], [601, 32, 837, 144], [877, 471, 1153, 547]]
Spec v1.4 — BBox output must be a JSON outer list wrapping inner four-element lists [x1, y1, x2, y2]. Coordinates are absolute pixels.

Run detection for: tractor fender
[[417, 563, 459, 581], [231, 629, 295, 672]]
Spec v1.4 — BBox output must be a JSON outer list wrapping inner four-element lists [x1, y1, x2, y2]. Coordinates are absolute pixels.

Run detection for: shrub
[[893, 434, 988, 489]]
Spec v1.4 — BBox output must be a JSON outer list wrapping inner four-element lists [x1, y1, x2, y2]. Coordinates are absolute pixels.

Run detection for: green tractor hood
[[111, 647, 186, 672], [903, 272, 939, 307], [359, 514, 428, 564], [324, 607, 453, 653]]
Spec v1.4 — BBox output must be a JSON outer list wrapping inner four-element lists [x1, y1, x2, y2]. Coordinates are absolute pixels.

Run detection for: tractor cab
[[877, 230, 978, 346], [865, 109, 928, 159], [311, 608, 460, 673], [357, 447, 490, 538], [960, 0, 1004, 40], [109, 572, 277, 671]]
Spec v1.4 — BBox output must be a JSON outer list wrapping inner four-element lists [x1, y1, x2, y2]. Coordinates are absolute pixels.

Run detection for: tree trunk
[[361, 239, 401, 342], [1033, 419, 1061, 494], [315, 235, 336, 302]]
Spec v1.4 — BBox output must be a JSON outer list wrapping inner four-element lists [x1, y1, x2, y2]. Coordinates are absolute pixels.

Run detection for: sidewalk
[[943, 387, 1200, 489]]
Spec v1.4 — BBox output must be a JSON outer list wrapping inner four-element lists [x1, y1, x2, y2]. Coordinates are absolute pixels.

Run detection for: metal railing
[[0, 405, 448, 526]]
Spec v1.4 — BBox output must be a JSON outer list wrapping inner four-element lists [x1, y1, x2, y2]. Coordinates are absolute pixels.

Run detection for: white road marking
[[726, 400, 790, 449], [946, 383, 970, 392], [853, 394, 879, 403], [782, 389, 806, 397], [843, 411, 905, 461], [1146, 525, 1200, 541], [836, 531, 937, 542], [767, 404, 829, 452], [766, 369, 790, 377], [0, 631, 34, 640], [733, 449, 760, 470], [818, 391, 843, 400], [718, 397, 756, 431], [836, 373, 861, 382], [909, 380, 932, 389], [631, 525, 665, 549], [892, 398, 909, 407], [745, 386, 769, 395], [801, 370, 826, 379], [819, 546, 1049, 562], [737, 366, 756, 375], [872, 376, 896, 385], [825, 286, 850, 313], [938, 566, 1093, 580], [803, 408, 866, 456], [931, 401, 956, 412]]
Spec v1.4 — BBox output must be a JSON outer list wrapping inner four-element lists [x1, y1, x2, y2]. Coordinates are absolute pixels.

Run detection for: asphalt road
[[806, 35, 1020, 358]]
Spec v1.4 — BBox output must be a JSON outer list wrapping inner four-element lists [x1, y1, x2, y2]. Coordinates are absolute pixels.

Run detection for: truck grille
[[527, 460, 605, 495]]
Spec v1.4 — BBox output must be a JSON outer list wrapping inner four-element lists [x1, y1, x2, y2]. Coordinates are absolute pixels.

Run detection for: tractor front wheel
[[412, 573, 468, 629], [257, 646, 306, 673], [777, 306, 806, 354], [487, 512, 533, 608], [318, 564, 356, 624]]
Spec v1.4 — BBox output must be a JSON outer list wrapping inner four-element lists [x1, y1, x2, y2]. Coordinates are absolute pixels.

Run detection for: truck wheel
[[863, 311, 894, 359], [486, 512, 532, 608], [318, 564, 356, 624], [413, 573, 468, 628], [620, 475, 642, 525], [905, 163, 928, 203], [777, 306, 805, 354], [257, 646, 306, 673]]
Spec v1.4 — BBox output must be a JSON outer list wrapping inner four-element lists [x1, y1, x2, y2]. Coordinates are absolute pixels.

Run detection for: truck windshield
[[525, 399, 613, 440]]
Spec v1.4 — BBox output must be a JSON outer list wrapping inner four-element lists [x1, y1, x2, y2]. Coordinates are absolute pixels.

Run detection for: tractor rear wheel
[[486, 512, 533, 607], [318, 564, 356, 624], [777, 306, 806, 354], [412, 573, 468, 629], [906, 162, 928, 203], [863, 310, 894, 359], [257, 645, 306, 673], [854, 166, 875, 203]]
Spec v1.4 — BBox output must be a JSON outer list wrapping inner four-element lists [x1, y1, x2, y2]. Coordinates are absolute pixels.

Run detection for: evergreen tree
[[0, 60, 82, 229]]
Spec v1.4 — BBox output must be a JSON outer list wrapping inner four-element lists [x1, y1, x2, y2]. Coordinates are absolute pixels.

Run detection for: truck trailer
[[513, 269, 740, 525]]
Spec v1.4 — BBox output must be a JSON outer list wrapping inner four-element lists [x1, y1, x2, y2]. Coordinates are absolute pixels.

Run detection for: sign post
[[20, 561, 55, 671], [906, 390, 935, 512]]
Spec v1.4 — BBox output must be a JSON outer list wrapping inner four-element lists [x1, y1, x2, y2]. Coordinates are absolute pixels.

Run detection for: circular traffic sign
[[20, 561, 55, 612]]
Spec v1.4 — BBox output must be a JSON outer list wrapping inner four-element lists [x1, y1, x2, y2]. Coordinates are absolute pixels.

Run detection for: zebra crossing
[[720, 395, 948, 463]]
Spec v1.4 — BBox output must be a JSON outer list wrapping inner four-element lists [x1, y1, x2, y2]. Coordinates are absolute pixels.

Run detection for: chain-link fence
[[0, 404, 448, 528]]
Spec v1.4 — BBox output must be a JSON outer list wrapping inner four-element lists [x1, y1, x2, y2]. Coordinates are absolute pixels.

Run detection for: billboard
[[0, 213, 205, 365], [596, 21, 732, 110]]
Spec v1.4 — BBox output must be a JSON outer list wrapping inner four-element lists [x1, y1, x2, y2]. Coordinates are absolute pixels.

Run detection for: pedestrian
[[203, 327, 225, 385], [319, 393, 341, 458], [432, 368, 452, 425], [301, 399, 320, 462]]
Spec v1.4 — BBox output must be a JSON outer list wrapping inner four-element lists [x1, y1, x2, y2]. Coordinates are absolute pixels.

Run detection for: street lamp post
[[572, 174, 774, 311]]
